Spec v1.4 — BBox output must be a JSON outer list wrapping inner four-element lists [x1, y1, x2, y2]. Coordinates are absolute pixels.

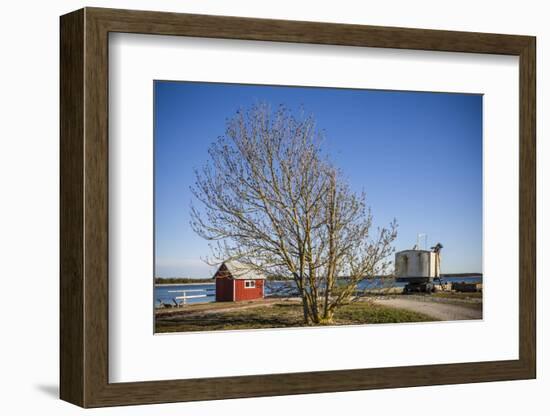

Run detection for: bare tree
[[191, 103, 397, 325]]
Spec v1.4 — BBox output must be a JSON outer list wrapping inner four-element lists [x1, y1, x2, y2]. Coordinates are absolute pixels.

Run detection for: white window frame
[[244, 280, 256, 289]]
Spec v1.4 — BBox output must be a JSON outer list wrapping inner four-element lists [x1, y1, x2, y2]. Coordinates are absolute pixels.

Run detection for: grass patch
[[429, 292, 483, 310], [432, 292, 482, 300], [334, 302, 436, 324], [155, 301, 436, 333]]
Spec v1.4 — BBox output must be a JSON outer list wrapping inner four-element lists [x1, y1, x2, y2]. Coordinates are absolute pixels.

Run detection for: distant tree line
[[155, 277, 213, 284], [440, 273, 483, 278]]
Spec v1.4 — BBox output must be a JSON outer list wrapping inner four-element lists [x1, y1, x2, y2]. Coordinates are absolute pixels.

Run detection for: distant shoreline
[[155, 273, 482, 286], [155, 282, 214, 287], [440, 273, 483, 278], [155, 278, 213, 285]]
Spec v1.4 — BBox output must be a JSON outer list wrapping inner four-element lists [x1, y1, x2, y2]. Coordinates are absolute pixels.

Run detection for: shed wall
[[234, 279, 264, 301]]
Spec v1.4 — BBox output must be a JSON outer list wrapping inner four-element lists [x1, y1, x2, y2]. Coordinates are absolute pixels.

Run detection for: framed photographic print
[[60, 7, 536, 408]]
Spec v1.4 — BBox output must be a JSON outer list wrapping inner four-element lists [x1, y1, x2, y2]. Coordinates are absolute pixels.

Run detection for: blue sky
[[154, 81, 482, 277]]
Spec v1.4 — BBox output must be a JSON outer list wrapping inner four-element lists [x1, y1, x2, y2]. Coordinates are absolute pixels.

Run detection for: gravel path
[[372, 297, 482, 321]]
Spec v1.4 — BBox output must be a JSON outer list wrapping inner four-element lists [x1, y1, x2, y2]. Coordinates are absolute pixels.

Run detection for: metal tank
[[394, 241, 443, 293]]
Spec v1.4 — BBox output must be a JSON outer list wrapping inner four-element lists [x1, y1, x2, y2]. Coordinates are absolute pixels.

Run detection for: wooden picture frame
[[60, 7, 536, 408]]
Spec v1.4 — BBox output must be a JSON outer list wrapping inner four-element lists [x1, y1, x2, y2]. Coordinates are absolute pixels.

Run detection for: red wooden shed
[[213, 261, 266, 302]]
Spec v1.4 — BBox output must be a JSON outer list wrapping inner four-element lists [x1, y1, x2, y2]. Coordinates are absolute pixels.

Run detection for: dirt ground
[[154, 297, 438, 332], [155, 292, 482, 333], [372, 295, 482, 321]]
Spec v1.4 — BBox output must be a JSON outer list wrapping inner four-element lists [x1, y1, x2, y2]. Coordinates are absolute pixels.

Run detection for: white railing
[[167, 288, 215, 306]]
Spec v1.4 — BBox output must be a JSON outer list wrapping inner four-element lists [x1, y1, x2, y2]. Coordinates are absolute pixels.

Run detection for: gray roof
[[217, 260, 266, 280]]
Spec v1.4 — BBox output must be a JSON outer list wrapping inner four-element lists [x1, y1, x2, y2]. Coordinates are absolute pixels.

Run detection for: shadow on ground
[[35, 384, 59, 399]]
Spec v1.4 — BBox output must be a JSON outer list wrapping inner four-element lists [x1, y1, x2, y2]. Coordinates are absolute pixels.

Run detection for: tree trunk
[[300, 291, 310, 324], [320, 309, 334, 325], [310, 298, 320, 324]]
